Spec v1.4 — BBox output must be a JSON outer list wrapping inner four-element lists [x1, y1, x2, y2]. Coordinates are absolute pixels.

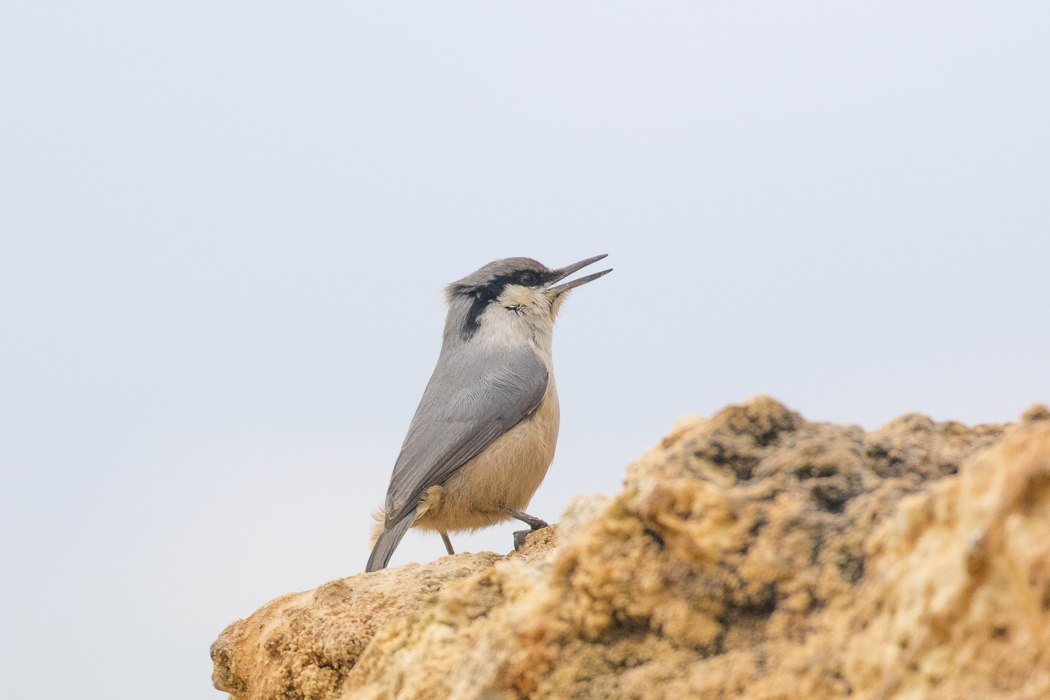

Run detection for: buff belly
[[412, 377, 560, 534]]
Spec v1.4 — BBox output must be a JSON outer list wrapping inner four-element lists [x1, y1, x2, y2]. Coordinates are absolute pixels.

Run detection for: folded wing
[[384, 344, 549, 526]]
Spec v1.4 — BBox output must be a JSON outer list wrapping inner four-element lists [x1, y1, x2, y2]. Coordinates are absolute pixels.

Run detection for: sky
[[1, 3, 1048, 699]]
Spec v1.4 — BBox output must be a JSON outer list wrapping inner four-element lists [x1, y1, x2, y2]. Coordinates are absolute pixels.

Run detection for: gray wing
[[383, 345, 549, 526]]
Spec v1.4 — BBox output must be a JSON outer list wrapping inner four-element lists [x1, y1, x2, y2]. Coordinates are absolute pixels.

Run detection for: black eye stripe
[[458, 267, 552, 340]]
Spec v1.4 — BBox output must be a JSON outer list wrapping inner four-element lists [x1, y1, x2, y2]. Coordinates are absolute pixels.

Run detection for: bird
[[365, 254, 612, 572]]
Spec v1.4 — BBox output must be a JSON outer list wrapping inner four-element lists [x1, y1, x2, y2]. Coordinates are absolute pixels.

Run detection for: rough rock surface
[[211, 533, 560, 699], [212, 396, 1050, 700]]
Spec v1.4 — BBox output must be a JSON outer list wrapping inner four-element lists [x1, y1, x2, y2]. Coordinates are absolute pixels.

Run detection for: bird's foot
[[512, 520, 549, 551], [513, 529, 530, 551], [500, 507, 549, 551]]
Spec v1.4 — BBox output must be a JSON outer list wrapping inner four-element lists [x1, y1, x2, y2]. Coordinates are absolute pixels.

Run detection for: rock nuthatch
[[365, 255, 612, 572]]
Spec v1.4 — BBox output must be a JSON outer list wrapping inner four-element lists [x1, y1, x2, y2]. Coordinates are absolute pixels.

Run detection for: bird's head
[[444, 254, 611, 347]]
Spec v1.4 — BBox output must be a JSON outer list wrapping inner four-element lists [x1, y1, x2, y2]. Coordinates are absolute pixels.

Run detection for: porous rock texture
[[212, 396, 1050, 700]]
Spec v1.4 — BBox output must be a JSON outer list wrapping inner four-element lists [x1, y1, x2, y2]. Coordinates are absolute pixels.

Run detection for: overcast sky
[[2, 3, 1048, 699]]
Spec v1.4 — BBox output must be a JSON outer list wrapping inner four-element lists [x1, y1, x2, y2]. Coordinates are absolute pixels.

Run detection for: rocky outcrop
[[212, 396, 1050, 699], [211, 534, 558, 700]]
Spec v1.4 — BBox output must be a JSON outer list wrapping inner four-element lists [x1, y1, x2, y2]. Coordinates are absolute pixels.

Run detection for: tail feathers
[[365, 509, 415, 573]]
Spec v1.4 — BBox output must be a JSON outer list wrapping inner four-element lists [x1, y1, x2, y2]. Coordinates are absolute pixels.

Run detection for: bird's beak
[[547, 254, 613, 295]]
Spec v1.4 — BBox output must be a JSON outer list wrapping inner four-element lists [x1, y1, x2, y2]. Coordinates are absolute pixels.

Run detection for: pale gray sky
[[1, 3, 1048, 698]]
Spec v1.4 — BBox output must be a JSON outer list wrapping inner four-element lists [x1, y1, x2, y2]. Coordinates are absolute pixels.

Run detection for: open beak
[[547, 254, 612, 294]]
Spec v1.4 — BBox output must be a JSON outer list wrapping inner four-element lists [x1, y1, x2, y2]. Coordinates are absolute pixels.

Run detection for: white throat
[[472, 285, 556, 357]]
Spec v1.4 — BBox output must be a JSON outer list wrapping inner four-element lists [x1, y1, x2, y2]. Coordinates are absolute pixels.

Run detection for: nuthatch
[[365, 254, 612, 572]]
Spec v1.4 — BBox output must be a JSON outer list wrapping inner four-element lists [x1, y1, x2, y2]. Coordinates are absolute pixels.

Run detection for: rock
[[211, 533, 559, 700], [210, 552, 505, 699], [842, 412, 1050, 699], [212, 396, 1050, 700]]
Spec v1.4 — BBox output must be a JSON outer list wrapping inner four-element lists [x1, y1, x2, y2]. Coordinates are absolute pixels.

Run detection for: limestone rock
[[211, 552, 504, 699], [212, 396, 1050, 700]]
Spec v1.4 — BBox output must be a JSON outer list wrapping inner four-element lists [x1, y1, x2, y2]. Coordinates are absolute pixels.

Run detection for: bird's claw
[[513, 529, 529, 551], [513, 521, 549, 551]]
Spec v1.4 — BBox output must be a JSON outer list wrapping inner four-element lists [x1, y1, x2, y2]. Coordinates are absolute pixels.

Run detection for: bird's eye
[[520, 272, 536, 286]]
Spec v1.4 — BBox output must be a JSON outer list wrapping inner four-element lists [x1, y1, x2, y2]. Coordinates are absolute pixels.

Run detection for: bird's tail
[[365, 509, 415, 573]]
